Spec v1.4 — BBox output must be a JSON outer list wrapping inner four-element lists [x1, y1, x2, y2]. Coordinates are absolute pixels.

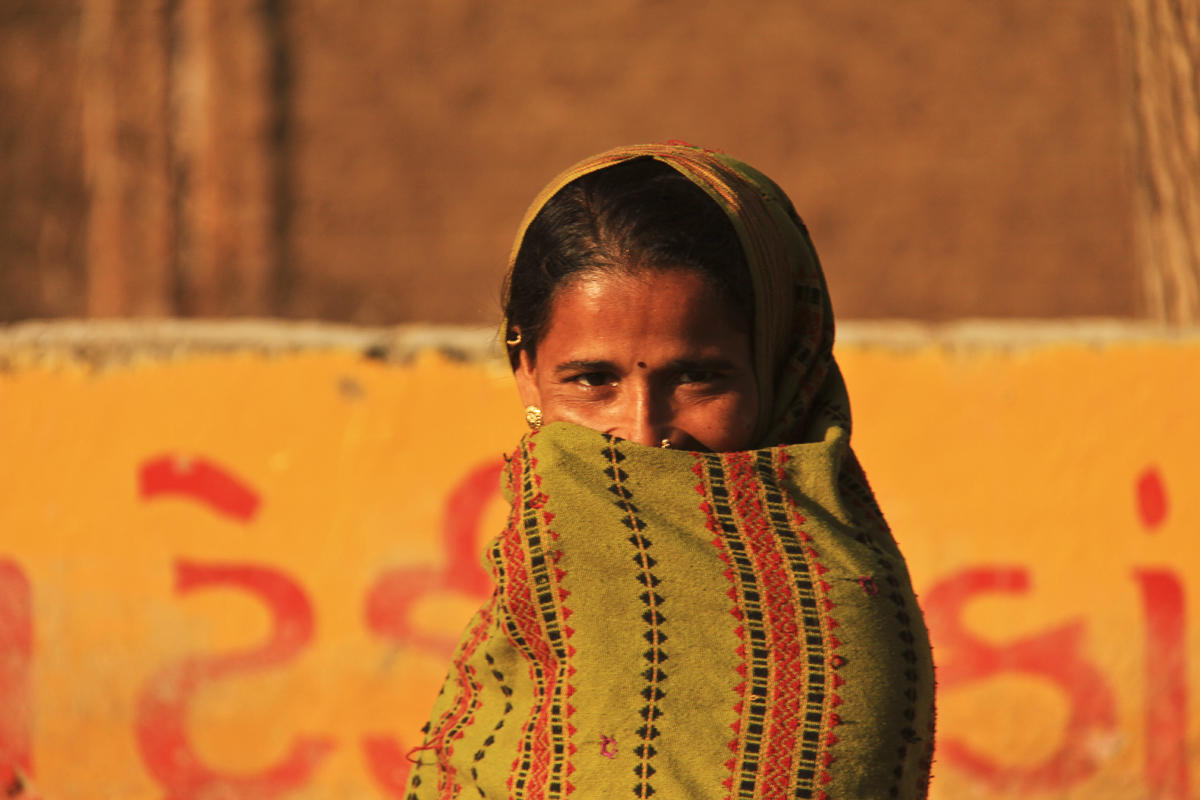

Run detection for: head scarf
[[502, 142, 849, 448]]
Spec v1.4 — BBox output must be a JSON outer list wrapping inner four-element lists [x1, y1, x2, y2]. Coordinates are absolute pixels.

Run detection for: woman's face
[[514, 267, 759, 452]]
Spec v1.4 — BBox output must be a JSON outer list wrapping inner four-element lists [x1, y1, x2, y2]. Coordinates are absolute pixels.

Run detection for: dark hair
[[503, 157, 753, 368]]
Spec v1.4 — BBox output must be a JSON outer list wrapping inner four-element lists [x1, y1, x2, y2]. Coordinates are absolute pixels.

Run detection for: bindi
[[637, 361, 647, 369]]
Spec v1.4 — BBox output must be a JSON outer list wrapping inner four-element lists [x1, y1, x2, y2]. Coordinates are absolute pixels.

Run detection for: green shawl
[[406, 145, 935, 799]]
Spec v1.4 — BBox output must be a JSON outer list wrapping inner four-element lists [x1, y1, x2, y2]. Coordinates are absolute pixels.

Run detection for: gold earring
[[505, 329, 522, 346], [524, 405, 543, 431]]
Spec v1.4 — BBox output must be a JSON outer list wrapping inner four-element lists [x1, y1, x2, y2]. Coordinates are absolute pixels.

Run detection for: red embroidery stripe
[[723, 452, 806, 798], [500, 490, 555, 793], [426, 601, 494, 799], [776, 454, 843, 799], [498, 441, 573, 799], [697, 457, 746, 800]]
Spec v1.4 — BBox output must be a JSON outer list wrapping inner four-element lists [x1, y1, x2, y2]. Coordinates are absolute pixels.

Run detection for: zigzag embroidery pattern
[[602, 435, 666, 799]]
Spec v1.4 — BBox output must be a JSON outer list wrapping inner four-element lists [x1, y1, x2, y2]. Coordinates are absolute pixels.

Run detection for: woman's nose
[[609, 386, 669, 447]]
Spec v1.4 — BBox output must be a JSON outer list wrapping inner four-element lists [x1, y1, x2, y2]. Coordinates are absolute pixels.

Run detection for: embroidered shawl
[[406, 145, 935, 799]]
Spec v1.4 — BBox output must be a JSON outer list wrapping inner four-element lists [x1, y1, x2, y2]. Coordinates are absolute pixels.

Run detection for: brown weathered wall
[[1120, 0, 1200, 323], [0, 2, 88, 320], [2, 1, 1140, 324]]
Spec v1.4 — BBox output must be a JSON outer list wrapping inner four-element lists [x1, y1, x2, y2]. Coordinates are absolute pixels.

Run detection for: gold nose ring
[[660, 439, 671, 449]]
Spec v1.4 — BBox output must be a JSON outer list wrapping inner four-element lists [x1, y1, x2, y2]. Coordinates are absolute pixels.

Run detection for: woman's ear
[[513, 346, 541, 409]]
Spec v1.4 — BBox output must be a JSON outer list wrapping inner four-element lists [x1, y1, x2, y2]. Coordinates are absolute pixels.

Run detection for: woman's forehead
[[539, 268, 751, 359]]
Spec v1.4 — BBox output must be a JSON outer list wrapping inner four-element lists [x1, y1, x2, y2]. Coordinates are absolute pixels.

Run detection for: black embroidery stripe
[[468, 651, 517, 798], [755, 450, 827, 795], [602, 436, 665, 800], [701, 454, 770, 800], [523, 463, 572, 795], [499, 444, 568, 797]]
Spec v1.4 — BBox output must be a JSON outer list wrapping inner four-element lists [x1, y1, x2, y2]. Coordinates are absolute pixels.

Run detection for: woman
[[405, 144, 935, 800]]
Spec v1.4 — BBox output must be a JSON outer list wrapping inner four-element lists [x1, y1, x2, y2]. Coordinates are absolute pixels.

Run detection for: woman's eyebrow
[[553, 359, 617, 376], [666, 357, 739, 372]]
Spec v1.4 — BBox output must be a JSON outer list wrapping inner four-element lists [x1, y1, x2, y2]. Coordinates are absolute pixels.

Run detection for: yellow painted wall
[[0, 325, 1196, 799]]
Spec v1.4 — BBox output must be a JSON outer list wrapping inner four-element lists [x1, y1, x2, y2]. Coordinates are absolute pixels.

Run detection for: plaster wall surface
[[0, 320, 1196, 798]]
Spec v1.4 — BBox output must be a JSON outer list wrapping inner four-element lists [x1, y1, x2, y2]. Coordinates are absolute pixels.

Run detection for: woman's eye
[[573, 372, 614, 387], [678, 371, 716, 385]]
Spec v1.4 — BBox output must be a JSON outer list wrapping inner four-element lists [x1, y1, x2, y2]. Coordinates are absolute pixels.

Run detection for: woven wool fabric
[[404, 423, 935, 800]]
